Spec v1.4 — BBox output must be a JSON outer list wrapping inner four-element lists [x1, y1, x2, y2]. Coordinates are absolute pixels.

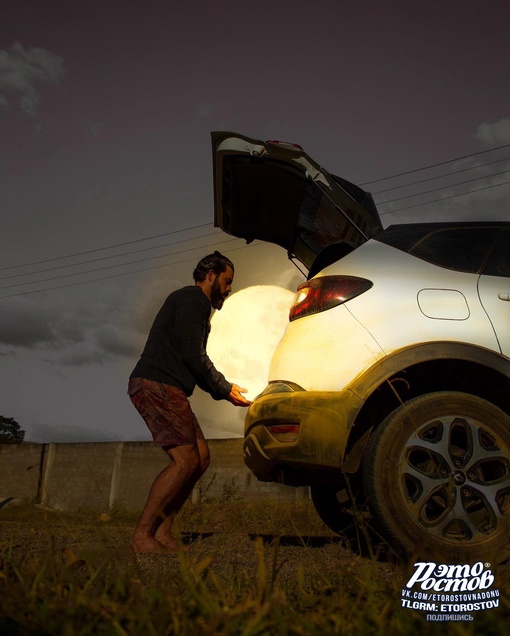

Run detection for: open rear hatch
[[212, 131, 383, 274]]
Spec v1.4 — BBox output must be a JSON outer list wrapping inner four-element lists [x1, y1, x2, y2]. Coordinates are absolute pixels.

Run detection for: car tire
[[311, 484, 357, 535], [363, 391, 510, 563], [310, 476, 372, 553]]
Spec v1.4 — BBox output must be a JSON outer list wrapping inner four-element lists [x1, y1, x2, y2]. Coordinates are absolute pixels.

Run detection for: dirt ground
[[0, 500, 398, 593], [3, 502, 510, 636]]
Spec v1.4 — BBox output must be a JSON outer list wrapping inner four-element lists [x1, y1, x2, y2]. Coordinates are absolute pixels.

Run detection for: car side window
[[409, 227, 500, 273], [482, 229, 510, 278]]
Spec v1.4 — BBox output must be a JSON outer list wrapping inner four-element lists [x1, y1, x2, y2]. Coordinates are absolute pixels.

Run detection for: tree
[[0, 416, 25, 444]]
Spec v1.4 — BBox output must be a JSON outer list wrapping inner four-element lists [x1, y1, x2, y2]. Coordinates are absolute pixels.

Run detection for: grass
[[1, 499, 509, 635]]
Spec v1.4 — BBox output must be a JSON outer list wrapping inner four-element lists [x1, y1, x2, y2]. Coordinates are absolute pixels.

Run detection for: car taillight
[[289, 275, 372, 322], [267, 424, 300, 442]]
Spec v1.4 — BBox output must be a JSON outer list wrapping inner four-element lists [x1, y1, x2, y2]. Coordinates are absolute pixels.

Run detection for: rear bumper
[[243, 388, 364, 485]]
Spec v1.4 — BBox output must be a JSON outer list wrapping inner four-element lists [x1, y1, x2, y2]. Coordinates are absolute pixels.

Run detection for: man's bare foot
[[154, 533, 189, 551], [130, 537, 170, 554]]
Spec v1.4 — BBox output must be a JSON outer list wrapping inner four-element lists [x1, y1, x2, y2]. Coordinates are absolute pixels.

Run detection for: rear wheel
[[363, 392, 510, 563], [311, 474, 372, 553]]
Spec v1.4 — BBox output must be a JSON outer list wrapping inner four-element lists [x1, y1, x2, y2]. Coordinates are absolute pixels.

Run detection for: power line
[[379, 179, 510, 216], [371, 156, 510, 195], [0, 236, 240, 291], [6, 145, 509, 273], [359, 143, 510, 186], [377, 168, 510, 206], [3, 143, 510, 292], [0, 221, 214, 271], [0, 229, 223, 282], [3, 171, 508, 295], [0, 241, 260, 300]]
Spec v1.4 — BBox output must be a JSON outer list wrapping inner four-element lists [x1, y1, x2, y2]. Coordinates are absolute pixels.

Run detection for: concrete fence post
[[39, 443, 56, 507], [3, 440, 304, 510], [191, 484, 201, 504], [108, 442, 124, 511]]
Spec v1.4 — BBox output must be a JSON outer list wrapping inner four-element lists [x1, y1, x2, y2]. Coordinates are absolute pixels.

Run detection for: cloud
[[378, 119, 510, 226], [0, 259, 295, 371], [0, 299, 56, 347], [0, 42, 66, 116], [475, 119, 510, 146], [0, 295, 102, 351], [48, 289, 143, 366], [0, 277, 171, 366], [0, 349, 16, 358], [45, 345, 111, 368], [96, 324, 141, 359]]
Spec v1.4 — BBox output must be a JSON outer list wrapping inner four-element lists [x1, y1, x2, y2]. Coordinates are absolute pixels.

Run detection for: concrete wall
[[0, 439, 308, 512], [0, 443, 42, 501]]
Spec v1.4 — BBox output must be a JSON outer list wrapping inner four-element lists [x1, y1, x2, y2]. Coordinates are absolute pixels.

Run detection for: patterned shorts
[[127, 377, 205, 448]]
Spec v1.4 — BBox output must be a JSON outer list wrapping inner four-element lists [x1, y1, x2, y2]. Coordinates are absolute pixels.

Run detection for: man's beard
[[211, 279, 227, 310]]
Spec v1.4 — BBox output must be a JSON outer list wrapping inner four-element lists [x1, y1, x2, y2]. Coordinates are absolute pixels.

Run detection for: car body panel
[[244, 341, 510, 483], [268, 300, 385, 392], [243, 388, 363, 481], [478, 274, 510, 356], [212, 131, 382, 270], [346, 340, 510, 401], [269, 240, 501, 392]]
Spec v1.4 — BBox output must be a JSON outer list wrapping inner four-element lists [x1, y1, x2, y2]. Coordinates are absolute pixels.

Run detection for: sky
[[1, 0, 510, 443]]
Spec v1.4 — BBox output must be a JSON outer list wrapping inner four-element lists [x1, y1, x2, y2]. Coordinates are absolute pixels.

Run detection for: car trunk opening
[[213, 132, 383, 274]]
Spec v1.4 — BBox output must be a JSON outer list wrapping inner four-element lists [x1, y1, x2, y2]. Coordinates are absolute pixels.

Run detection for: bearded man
[[128, 251, 250, 553]]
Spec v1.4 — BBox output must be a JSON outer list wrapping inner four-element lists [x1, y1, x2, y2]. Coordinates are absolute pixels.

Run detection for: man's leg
[[130, 442, 202, 553], [155, 439, 210, 548]]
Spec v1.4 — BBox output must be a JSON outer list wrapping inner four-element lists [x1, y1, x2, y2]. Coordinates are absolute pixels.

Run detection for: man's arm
[[175, 291, 242, 401]]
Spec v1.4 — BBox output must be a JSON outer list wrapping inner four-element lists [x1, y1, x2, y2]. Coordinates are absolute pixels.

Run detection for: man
[[128, 251, 250, 553]]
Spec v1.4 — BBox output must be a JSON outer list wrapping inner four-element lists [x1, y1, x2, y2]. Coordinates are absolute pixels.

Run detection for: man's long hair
[[193, 251, 234, 282]]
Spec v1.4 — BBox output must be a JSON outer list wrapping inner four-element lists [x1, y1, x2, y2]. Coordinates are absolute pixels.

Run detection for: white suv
[[212, 132, 510, 563]]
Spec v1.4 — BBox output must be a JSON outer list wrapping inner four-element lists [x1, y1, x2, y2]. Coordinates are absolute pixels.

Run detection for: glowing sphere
[[208, 285, 295, 401]]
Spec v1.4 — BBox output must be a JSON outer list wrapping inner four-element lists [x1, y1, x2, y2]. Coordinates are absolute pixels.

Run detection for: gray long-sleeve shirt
[[130, 285, 231, 399]]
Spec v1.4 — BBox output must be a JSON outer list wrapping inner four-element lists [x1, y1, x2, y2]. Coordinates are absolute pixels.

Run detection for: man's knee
[[168, 444, 201, 479]]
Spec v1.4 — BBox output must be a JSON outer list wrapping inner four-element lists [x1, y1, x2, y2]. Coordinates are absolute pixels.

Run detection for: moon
[[208, 285, 295, 401]]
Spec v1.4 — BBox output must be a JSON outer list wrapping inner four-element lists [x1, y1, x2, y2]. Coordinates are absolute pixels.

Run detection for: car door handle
[[498, 292, 510, 301]]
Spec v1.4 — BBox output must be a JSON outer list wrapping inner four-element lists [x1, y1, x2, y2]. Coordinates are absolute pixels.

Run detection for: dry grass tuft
[[1, 500, 509, 634]]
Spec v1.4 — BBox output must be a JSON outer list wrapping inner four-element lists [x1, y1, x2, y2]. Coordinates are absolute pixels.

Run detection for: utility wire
[[371, 156, 510, 195], [378, 179, 510, 216], [0, 229, 223, 282], [0, 241, 260, 300], [5, 145, 510, 273], [359, 143, 510, 186], [377, 168, 510, 206], [3, 143, 510, 292], [0, 236, 240, 290], [4, 144, 510, 272], [0, 221, 214, 271]]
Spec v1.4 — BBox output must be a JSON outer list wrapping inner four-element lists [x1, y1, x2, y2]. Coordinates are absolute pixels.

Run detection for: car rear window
[[482, 229, 510, 277], [376, 224, 503, 273]]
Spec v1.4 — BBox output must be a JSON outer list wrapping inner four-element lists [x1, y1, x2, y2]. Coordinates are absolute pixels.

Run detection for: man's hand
[[228, 384, 252, 407]]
